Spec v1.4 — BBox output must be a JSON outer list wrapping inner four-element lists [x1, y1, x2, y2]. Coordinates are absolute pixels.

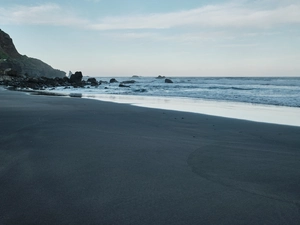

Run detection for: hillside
[[0, 29, 65, 78]]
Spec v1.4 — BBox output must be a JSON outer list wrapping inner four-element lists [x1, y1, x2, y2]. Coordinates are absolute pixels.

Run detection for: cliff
[[0, 29, 65, 78]]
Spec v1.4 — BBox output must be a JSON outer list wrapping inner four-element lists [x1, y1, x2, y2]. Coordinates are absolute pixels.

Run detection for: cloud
[[104, 31, 234, 44], [0, 3, 88, 27], [1, 2, 300, 30], [89, 3, 300, 30]]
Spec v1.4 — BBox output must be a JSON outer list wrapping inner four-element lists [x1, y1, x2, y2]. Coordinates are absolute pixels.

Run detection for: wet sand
[[1, 88, 300, 225]]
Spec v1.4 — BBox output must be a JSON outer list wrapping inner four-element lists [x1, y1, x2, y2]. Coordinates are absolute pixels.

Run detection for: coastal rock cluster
[[0, 71, 95, 90], [0, 72, 174, 90], [0, 29, 65, 78]]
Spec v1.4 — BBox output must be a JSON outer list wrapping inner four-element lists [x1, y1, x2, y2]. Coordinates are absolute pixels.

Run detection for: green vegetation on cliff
[[0, 51, 8, 59]]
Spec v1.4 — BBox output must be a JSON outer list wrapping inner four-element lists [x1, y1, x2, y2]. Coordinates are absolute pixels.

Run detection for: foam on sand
[[83, 94, 300, 127]]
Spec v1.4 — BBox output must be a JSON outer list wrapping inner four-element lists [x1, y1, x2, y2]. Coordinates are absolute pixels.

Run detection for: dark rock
[[156, 75, 165, 79], [72, 82, 85, 88], [165, 78, 173, 83], [110, 78, 118, 83], [119, 83, 130, 88], [63, 77, 70, 82], [28, 77, 39, 83], [87, 77, 97, 83], [70, 71, 83, 83], [87, 77, 98, 86], [81, 80, 88, 86], [0, 73, 72, 90], [4, 68, 19, 77]]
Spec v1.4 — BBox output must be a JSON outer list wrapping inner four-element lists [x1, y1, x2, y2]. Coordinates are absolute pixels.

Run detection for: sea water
[[46, 77, 300, 127]]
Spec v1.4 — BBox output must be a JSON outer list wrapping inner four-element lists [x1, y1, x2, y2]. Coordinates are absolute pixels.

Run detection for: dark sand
[[1, 88, 300, 225]]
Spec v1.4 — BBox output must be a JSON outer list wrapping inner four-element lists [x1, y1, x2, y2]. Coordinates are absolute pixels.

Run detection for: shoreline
[[2, 85, 300, 127], [81, 93, 300, 127], [6, 85, 299, 127], [1, 88, 300, 224]]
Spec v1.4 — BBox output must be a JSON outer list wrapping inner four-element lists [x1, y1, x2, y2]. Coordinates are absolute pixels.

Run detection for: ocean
[[47, 76, 300, 126]]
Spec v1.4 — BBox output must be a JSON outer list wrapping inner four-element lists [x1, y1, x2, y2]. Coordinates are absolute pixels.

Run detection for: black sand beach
[[1, 88, 300, 225]]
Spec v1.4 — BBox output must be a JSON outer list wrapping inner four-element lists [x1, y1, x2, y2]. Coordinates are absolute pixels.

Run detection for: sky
[[0, 0, 300, 77]]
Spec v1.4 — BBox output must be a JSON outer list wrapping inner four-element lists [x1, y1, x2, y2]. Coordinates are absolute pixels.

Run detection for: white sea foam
[[82, 94, 300, 127], [45, 77, 300, 127]]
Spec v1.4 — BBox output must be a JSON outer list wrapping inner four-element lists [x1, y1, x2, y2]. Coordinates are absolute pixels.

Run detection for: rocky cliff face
[[0, 29, 22, 59], [0, 29, 65, 78]]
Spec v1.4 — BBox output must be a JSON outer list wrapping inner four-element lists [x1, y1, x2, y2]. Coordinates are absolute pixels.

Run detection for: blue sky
[[1, 0, 300, 77]]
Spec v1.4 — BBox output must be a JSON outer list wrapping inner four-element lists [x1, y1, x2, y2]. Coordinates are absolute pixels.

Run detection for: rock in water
[[122, 80, 136, 84], [165, 78, 173, 83], [0, 29, 65, 78], [110, 78, 118, 83], [119, 83, 130, 88], [87, 77, 98, 86]]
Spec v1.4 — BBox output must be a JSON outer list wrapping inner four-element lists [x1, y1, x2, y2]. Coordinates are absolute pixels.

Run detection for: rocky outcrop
[[0, 75, 68, 90], [70, 71, 83, 83], [1, 70, 93, 90], [0, 29, 65, 78], [0, 30, 21, 59]]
